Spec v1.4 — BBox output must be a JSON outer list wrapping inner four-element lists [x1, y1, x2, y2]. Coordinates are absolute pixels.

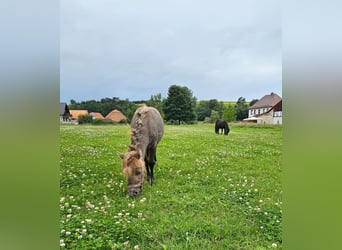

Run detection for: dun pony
[[215, 119, 230, 135], [119, 105, 164, 196]]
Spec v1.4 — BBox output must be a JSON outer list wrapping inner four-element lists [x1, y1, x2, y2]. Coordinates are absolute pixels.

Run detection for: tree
[[223, 104, 236, 122], [235, 97, 248, 121], [146, 93, 164, 118], [163, 85, 197, 124], [78, 114, 93, 124], [208, 99, 224, 118], [209, 110, 220, 123], [196, 100, 211, 121], [195, 99, 224, 121], [249, 99, 259, 107]]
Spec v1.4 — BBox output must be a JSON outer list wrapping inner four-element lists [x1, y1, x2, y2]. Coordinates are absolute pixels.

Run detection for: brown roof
[[70, 110, 88, 120], [89, 112, 104, 119], [60, 102, 70, 116], [105, 109, 127, 122], [249, 92, 282, 109]]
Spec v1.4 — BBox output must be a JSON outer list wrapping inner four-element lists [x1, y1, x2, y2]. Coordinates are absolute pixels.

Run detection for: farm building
[[70, 110, 89, 121], [244, 92, 282, 125], [89, 112, 104, 120], [60, 103, 71, 123], [105, 109, 127, 123]]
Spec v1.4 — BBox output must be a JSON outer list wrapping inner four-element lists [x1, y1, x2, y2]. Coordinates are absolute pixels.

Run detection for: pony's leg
[[147, 148, 157, 185], [145, 158, 150, 179]]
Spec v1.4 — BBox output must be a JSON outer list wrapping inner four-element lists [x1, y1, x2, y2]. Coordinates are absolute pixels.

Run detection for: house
[[245, 92, 282, 125], [105, 109, 127, 123], [89, 112, 104, 120], [69, 110, 89, 121], [60, 102, 71, 123]]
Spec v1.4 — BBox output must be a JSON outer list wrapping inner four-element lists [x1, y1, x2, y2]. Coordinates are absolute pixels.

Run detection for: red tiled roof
[[105, 109, 126, 122], [90, 112, 104, 119], [249, 92, 282, 109], [70, 110, 88, 120]]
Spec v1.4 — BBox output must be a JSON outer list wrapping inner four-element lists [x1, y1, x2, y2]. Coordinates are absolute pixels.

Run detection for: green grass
[[60, 124, 282, 249]]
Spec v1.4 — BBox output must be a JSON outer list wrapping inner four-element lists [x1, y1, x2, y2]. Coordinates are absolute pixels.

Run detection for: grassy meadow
[[60, 123, 282, 249]]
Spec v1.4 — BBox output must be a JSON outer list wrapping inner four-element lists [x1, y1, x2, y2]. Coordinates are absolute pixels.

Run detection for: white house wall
[[273, 117, 282, 125]]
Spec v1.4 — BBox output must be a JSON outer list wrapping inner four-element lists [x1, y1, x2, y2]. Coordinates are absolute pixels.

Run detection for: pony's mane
[[129, 105, 149, 151]]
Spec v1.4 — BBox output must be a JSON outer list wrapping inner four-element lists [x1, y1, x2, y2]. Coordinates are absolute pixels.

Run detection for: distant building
[[105, 109, 127, 123], [89, 112, 104, 120], [60, 102, 71, 123], [70, 110, 89, 121], [244, 92, 282, 125]]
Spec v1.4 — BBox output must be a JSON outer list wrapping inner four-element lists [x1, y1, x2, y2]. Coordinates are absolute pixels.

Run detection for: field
[[60, 124, 282, 249]]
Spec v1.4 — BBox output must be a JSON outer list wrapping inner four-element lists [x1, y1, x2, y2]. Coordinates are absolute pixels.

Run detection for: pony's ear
[[118, 153, 125, 159], [128, 144, 136, 151], [131, 150, 140, 159]]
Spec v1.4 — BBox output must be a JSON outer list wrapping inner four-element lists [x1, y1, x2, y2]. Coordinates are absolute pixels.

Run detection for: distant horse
[[215, 119, 230, 135], [119, 105, 164, 196]]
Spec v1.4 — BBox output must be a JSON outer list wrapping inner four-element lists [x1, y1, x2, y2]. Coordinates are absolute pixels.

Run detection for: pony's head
[[224, 125, 230, 135], [119, 150, 146, 197]]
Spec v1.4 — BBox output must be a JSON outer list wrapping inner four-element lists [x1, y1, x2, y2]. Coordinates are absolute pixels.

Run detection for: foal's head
[[119, 150, 145, 197]]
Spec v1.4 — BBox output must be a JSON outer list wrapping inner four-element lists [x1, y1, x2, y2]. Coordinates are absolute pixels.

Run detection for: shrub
[[78, 114, 93, 124]]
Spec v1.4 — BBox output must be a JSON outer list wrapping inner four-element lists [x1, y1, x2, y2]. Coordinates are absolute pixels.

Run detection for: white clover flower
[[82, 229, 87, 235], [77, 235, 82, 239], [272, 243, 277, 248], [66, 214, 72, 219], [66, 231, 71, 236], [123, 241, 130, 248], [264, 212, 268, 215], [134, 245, 140, 250], [259, 200, 263, 203]]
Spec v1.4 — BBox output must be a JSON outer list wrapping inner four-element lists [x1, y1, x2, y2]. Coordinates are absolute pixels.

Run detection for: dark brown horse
[[215, 119, 230, 135], [119, 105, 164, 196]]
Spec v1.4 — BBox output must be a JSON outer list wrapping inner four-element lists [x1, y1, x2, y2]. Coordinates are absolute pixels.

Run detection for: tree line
[[68, 85, 258, 124]]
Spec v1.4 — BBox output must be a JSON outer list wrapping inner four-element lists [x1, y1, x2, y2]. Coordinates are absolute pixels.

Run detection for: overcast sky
[[60, 0, 281, 103]]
